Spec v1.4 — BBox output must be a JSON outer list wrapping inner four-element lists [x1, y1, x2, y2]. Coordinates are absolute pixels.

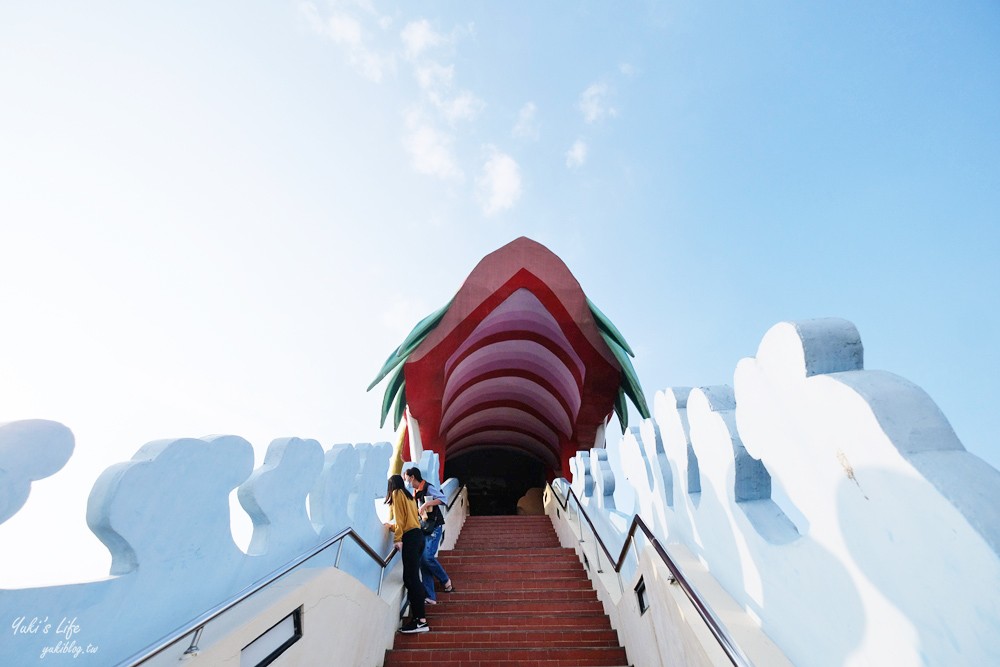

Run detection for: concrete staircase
[[383, 515, 630, 667]]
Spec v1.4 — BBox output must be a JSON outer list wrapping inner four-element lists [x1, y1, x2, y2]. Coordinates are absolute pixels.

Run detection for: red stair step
[[438, 577, 593, 591], [438, 548, 578, 560], [436, 589, 597, 602], [383, 646, 629, 666], [438, 563, 583, 576], [395, 628, 621, 649], [428, 599, 605, 615], [427, 612, 614, 632], [435, 574, 588, 588]]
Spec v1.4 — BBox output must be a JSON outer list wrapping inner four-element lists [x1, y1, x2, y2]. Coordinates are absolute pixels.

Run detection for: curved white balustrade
[[1, 432, 399, 664], [2, 317, 999, 666], [572, 318, 1000, 667]]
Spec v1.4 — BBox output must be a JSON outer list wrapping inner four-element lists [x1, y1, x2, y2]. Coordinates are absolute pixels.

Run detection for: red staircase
[[383, 515, 630, 667]]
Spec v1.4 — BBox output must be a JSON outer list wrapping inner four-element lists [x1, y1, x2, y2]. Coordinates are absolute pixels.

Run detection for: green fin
[[392, 382, 407, 430], [379, 365, 406, 428], [368, 299, 453, 391], [614, 386, 629, 433], [601, 332, 651, 419], [368, 347, 405, 392], [588, 297, 635, 357]]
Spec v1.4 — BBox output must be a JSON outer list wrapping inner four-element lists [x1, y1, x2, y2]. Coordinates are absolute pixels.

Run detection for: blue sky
[[1, 1, 998, 585]]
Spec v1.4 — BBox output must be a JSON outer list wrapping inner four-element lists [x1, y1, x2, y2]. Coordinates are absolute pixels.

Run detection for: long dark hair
[[384, 474, 412, 504]]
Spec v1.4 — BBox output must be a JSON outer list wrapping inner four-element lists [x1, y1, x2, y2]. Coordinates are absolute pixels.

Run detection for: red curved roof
[[404, 237, 622, 476]]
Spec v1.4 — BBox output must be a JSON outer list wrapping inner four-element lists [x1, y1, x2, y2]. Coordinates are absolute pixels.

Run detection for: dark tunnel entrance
[[444, 448, 549, 516]]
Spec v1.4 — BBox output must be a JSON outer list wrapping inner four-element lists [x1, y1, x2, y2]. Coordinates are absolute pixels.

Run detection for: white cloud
[[619, 62, 637, 78], [579, 82, 617, 123], [403, 111, 463, 181], [476, 147, 522, 216], [350, 47, 394, 82], [434, 90, 485, 123], [304, 5, 487, 189], [328, 13, 362, 46], [414, 64, 483, 124], [401, 19, 443, 59], [512, 102, 540, 140], [299, 2, 395, 82], [299, 2, 329, 36], [566, 139, 588, 169], [415, 62, 454, 90]]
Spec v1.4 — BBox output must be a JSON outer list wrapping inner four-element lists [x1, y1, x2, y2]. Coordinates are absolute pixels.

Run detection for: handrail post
[[594, 531, 603, 573], [615, 535, 626, 596], [181, 627, 203, 657], [334, 538, 346, 568]]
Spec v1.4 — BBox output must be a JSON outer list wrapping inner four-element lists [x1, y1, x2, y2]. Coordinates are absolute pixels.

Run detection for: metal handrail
[[121, 482, 466, 666], [547, 482, 754, 667], [117, 526, 398, 666], [445, 483, 464, 511]]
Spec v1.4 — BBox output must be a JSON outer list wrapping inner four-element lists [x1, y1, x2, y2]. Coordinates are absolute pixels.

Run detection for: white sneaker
[[400, 619, 429, 634]]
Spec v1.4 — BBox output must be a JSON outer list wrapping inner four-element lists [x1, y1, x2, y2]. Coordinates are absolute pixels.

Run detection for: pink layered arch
[[404, 237, 622, 479]]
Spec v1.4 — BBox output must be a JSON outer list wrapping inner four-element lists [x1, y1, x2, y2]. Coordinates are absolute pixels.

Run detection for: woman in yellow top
[[384, 474, 428, 633]]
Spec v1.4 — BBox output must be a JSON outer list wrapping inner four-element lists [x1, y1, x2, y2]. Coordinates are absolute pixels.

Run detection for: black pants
[[402, 527, 426, 619]]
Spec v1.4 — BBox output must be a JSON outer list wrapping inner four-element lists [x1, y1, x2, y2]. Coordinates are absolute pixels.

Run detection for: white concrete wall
[[1, 434, 397, 665], [546, 482, 718, 667], [548, 473, 791, 667], [568, 318, 1000, 667], [0, 419, 74, 525], [144, 565, 403, 667]]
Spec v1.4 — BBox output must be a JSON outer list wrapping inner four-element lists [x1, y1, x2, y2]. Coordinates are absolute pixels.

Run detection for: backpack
[[418, 484, 445, 534]]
